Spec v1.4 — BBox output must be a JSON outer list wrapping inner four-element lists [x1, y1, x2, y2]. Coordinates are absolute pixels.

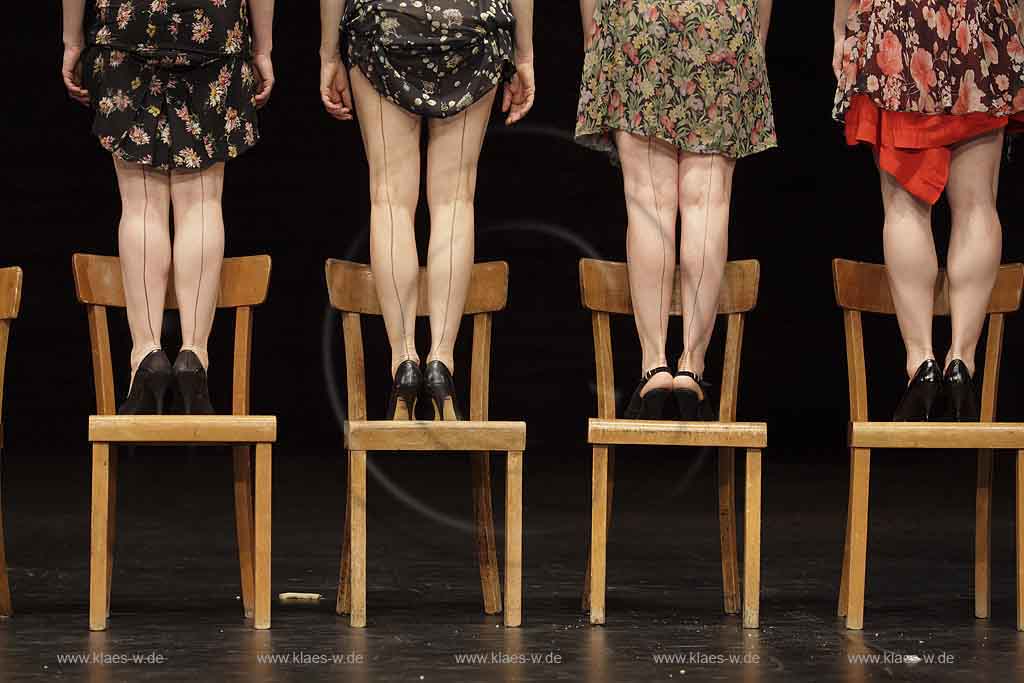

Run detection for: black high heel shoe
[[386, 360, 423, 420], [424, 360, 463, 421], [623, 366, 672, 420], [674, 370, 713, 421], [173, 350, 215, 415], [944, 359, 980, 422], [118, 350, 172, 415], [893, 358, 942, 421]]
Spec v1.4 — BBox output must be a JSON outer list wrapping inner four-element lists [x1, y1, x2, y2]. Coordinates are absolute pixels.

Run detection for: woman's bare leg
[[880, 169, 937, 378], [944, 130, 1004, 374], [170, 164, 226, 370], [614, 132, 679, 395], [424, 90, 497, 373], [114, 158, 172, 379], [351, 67, 423, 374], [675, 153, 735, 398]]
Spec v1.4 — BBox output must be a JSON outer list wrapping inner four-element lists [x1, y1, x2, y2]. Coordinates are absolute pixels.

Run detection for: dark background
[[3, 1, 1023, 467]]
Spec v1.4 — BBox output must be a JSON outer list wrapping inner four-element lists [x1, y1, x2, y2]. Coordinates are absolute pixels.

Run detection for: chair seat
[[588, 418, 767, 448], [89, 415, 277, 445], [344, 420, 526, 452], [850, 421, 1024, 450]]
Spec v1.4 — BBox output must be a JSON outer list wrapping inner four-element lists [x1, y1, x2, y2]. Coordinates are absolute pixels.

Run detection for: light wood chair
[[72, 254, 276, 631], [580, 258, 766, 628], [833, 258, 1024, 631], [325, 259, 526, 628], [0, 267, 23, 618]]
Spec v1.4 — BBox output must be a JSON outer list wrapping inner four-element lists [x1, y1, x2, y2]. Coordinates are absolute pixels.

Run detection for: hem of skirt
[[574, 125, 777, 164], [835, 92, 1024, 126], [348, 57, 513, 119], [97, 137, 259, 171]]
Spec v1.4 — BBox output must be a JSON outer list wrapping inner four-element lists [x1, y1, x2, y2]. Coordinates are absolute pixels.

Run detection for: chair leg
[[718, 447, 741, 615], [743, 449, 762, 629], [1016, 450, 1024, 631], [253, 443, 272, 630], [0, 448, 11, 617], [349, 450, 367, 628], [838, 450, 854, 617], [233, 445, 256, 620], [505, 451, 523, 628], [975, 449, 994, 620], [845, 447, 871, 630], [105, 446, 118, 620], [472, 452, 502, 615], [588, 446, 611, 625], [89, 443, 112, 631], [583, 447, 614, 611], [336, 466, 351, 616]]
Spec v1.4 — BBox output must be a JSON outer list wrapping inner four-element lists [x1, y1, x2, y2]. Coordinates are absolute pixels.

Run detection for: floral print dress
[[83, 1, 260, 170], [342, 0, 516, 118], [834, 0, 1024, 120], [576, 0, 777, 161]]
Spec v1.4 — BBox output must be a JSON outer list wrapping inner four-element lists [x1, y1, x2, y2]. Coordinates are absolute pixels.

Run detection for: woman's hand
[[502, 61, 535, 125], [62, 43, 89, 106], [832, 33, 845, 82], [320, 56, 354, 121], [252, 52, 275, 108]]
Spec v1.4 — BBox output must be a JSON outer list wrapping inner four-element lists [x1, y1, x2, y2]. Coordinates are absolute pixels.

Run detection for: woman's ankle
[[180, 345, 210, 370]]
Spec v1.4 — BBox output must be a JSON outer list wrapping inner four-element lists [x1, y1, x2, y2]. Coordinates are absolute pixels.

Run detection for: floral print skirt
[[576, 0, 777, 162], [82, 47, 260, 171], [342, 0, 516, 118]]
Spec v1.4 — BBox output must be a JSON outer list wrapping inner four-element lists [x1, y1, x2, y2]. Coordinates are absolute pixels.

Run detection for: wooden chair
[[325, 259, 526, 628], [0, 267, 23, 618], [833, 258, 1024, 631], [72, 254, 276, 631], [580, 258, 766, 628]]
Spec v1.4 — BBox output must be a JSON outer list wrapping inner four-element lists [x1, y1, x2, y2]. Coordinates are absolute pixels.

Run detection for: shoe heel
[[176, 370, 202, 415], [150, 371, 171, 415], [644, 389, 669, 420], [674, 390, 700, 421]]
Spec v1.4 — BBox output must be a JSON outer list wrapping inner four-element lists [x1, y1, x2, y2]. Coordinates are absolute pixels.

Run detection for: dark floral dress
[[576, 0, 777, 161], [834, 0, 1024, 119], [342, 0, 516, 118], [83, 1, 260, 170]]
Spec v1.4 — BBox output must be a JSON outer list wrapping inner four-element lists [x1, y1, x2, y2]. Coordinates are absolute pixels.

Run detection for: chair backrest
[[325, 259, 509, 421], [72, 254, 271, 416], [0, 267, 23, 421], [832, 258, 1024, 421], [579, 258, 761, 421]]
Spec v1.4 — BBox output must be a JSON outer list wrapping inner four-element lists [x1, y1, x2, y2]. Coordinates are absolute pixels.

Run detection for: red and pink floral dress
[[834, 0, 1024, 204]]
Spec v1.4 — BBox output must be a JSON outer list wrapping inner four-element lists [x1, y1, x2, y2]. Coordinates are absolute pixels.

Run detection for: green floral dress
[[576, 0, 777, 161]]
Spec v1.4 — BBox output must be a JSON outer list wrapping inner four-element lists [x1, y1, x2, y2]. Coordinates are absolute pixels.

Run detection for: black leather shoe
[[944, 359, 980, 422], [674, 369, 714, 421], [624, 366, 672, 420], [893, 359, 942, 421], [118, 350, 172, 415], [386, 360, 423, 420], [424, 360, 463, 421], [172, 350, 215, 415]]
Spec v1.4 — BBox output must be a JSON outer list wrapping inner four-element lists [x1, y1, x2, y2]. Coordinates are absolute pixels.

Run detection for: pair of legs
[[616, 132, 736, 398], [881, 130, 1004, 378], [349, 68, 495, 376], [114, 157, 225, 378]]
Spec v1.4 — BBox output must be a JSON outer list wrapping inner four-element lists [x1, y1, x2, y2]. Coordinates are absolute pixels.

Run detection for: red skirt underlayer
[[845, 95, 1024, 205]]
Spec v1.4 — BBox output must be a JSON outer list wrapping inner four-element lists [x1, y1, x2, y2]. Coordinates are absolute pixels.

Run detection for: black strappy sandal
[[674, 369, 714, 421], [624, 366, 673, 420]]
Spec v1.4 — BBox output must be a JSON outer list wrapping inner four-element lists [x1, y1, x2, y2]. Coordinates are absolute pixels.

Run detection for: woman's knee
[[678, 155, 734, 209]]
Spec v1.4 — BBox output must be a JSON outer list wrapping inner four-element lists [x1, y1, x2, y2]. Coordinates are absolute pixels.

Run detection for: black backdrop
[[3, 2, 1023, 468]]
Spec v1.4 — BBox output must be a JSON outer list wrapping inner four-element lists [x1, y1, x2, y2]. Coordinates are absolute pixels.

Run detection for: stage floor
[[1, 447, 1022, 681]]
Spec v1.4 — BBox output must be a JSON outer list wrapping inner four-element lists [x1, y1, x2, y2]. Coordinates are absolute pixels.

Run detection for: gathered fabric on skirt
[[341, 0, 517, 118], [834, 0, 1024, 203], [575, 0, 777, 162], [84, 1, 260, 170]]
